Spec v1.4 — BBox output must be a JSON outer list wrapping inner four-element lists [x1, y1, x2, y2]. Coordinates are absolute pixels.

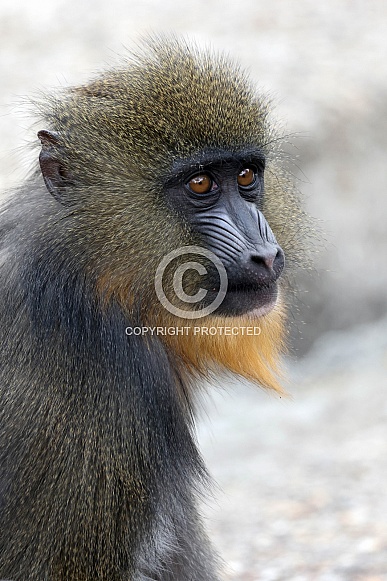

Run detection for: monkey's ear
[[38, 130, 74, 205]]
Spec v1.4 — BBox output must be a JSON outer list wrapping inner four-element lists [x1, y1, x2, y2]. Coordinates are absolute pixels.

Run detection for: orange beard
[[157, 298, 286, 395], [96, 269, 287, 395]]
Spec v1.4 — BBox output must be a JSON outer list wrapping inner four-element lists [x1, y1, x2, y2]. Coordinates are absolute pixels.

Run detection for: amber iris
[[237, 167, 256, 188], [188, 174, 212, 194]]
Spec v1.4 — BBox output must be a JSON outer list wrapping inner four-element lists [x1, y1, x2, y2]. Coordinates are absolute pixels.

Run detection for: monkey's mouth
[[209, 281, 278, 317]]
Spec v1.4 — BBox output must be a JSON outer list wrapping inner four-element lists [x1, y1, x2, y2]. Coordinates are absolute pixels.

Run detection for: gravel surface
[[198, 319, 387, 580]]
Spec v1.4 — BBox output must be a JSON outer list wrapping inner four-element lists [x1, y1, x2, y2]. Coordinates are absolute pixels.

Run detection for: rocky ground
[[198, 318, 387, 580]]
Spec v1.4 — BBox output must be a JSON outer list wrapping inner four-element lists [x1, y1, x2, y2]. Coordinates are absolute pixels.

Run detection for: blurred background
[[1, 1, 386, 579]]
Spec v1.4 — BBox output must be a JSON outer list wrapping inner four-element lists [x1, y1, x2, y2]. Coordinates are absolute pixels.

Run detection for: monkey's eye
[[186, 174, 217, 195], [237, 167, 257, 190]]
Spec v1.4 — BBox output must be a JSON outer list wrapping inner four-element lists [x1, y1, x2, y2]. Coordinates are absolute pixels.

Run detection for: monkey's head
[[37, 37, 306, 392]]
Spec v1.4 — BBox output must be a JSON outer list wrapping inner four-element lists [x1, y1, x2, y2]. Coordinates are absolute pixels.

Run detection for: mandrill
[[0, 36, 307, 580]]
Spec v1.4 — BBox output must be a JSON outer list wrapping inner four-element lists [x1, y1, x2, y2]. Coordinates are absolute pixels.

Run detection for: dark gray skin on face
[[165, 148, 285, 316]]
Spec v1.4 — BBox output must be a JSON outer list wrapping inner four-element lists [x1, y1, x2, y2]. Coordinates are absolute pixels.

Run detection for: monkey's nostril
[[250, 246, 285, 280], [251, 254, 273, 269], [251, 248, 277, 269]]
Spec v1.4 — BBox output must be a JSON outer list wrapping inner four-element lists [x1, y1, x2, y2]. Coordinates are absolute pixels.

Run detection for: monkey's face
[[163, 148, 285, 318]]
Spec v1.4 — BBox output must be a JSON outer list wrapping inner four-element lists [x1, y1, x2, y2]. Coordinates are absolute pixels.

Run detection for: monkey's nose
[[249, 245, 285, 282]]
